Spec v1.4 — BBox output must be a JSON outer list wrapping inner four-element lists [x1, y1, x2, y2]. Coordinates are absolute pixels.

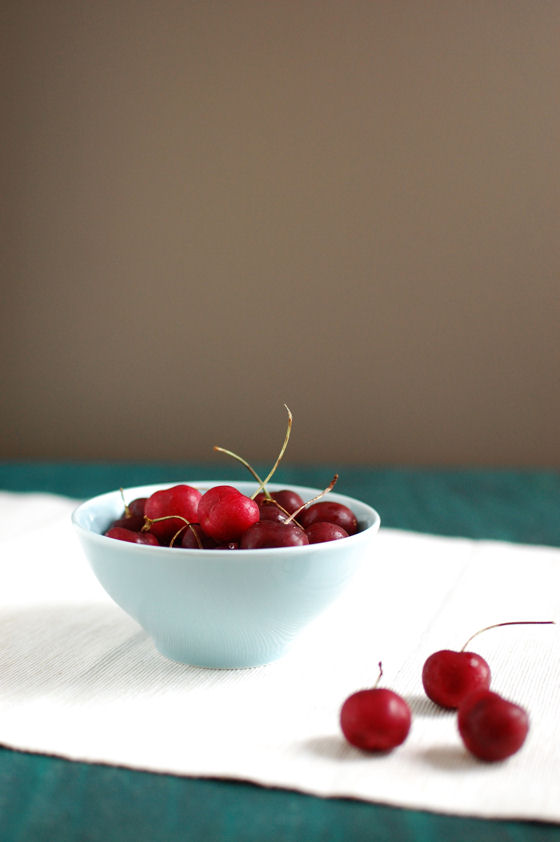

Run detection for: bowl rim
[[72, 480, 381, 557]]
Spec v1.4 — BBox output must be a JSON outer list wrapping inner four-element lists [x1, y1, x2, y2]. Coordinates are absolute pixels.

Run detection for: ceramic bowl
[[72, 481, 381, 668]]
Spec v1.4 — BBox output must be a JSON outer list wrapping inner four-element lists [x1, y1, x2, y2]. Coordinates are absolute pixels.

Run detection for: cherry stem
[[212, 446, 268, 495], [260, 404, 293, 490], [285, 474, 339, 524], [374, 661, 383, 689], [460, 620, 556, 652], [142, 514, 202, 548], [213, 404, 293, 501], [119, 488, 131, 519]]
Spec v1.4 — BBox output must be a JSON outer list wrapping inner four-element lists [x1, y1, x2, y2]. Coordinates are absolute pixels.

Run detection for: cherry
[[198, 485, 260, 543], [340, 663, 411, 752], [458, 690, 529, 761], [105, 527, 159, 545], [305, 522, 349, 543], [107, 512, 145, 532], [107, 496, 148, 532], [299, 501, 358, 536], [258, 499, 290, 523], [254, 490, 305, 514], [239, 520, 309, 549], [422, 650, 491, 710], [143, 485, 202, 543], [422, 620, 555, 709], [179, 524, 217, 549]]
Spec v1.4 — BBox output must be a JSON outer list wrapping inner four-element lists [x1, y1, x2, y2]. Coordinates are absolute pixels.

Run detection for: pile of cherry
[[104, 483, 358, 549], [104, 407, 360, 549], [340, 620, 555, 762]]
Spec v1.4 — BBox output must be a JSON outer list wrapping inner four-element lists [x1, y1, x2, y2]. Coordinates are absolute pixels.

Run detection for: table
[[2, 462, 559, 842]]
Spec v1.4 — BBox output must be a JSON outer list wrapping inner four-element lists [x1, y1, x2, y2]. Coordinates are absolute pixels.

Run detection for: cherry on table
[[422, 650, 491, 709], [340, 663, 411, 752], [458, 690, 529, 761], [422, 620, 556, 709]]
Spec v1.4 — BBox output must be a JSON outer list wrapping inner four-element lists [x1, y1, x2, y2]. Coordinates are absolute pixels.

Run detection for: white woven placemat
[[1, 492, 559, 821]]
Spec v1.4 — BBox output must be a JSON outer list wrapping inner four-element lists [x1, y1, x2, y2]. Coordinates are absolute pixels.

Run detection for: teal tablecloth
[[2, 462, 560, 842]]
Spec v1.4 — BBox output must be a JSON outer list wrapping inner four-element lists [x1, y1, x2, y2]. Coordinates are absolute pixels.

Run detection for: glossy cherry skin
[[144, 485, 202, 543], [305, 522, 349, 543], [198, 486, 260, 543], [258, 500, 290, 522], [105, 527, 159, 545], [422, 650, 491, 709], [240, 521, 309, 549], [107, 512, 145, 532], [107, 497, 148, 532], [179, 524, 217, 549], [299, 501, 358, 535], [458, 690, 529, 761], [254, 490, 305, 514], [340, 688, 412, 751]]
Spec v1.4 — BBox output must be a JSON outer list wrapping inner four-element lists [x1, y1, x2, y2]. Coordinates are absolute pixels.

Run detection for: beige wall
[[2, 1, 559, 466]]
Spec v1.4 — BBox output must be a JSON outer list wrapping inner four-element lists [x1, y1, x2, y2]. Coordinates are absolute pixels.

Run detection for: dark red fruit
[[198, 486, 260, 543], [422, 650, 491, 709], [107, 513, 145, 532], [108, 497, 148, 532], [240, 521, 309, 549], [179, 524, 217, 549], [254, 489, 305, 514], [144, 485, 202, 543], [299, 501, 358, 535], [305, 522, 349, 543], [458, 690, 529, 761], [340, 688, 411, 751], [258, 499, 290, 522], [105, 527, 159, 545], [127, 497, 148, 518]]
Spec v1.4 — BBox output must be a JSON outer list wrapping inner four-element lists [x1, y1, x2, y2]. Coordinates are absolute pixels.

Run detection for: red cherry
[[179, 524, 217, 549], [107, 496, 148, 532], [105, 527, 159, 545], [299, 501, 358, 535], [340, 664, 411, 752], [458, 690, 529, 761], [254, 489, 305, 514], [305, 522, 349, 543], [107, 512, 146, 532], [422, 650, 491, 709], [239, 521, 309, 549], [144, 485, 202, 543], [422, 620, 556, 709], [198, 485, 260, 543], [258, 500, 290, 522]]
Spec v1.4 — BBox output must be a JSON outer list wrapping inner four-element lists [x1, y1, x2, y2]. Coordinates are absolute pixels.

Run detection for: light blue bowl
[[72, 481, 381, 668]]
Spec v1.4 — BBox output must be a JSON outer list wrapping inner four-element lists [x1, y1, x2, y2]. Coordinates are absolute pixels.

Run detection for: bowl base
[[153, 639, 288, 670]]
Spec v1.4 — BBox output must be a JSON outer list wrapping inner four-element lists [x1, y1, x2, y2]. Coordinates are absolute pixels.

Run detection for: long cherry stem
[[461, 620, 556, 652], [373, 661, 383, 689], [261, 404, 293, 489], [285, 474, 338, 524], [213, 404, 293, 500], [119, 488, 130, 518]]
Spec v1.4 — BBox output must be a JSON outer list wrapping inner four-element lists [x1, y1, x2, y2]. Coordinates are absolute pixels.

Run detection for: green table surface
[[2, 462, 560, 842]]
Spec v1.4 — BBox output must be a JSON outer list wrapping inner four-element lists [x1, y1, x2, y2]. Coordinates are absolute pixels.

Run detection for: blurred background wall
[[2, 1, 559, 466]]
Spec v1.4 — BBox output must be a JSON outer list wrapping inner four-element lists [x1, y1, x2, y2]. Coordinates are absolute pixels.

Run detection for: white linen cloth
[[1, 491, 559, 821]]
